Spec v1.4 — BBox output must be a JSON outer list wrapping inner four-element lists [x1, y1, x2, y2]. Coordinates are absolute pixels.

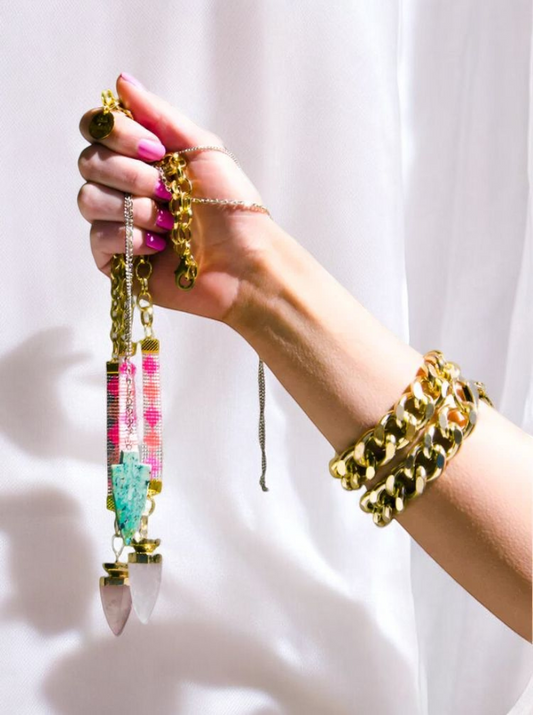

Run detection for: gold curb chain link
[[360, 377, 493, 526], [329, 348, 493, 527], [329, 350, 459, 490]]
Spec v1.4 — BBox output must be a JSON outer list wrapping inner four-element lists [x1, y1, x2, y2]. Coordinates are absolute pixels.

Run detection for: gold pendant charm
[[89, 110, 115, 140]]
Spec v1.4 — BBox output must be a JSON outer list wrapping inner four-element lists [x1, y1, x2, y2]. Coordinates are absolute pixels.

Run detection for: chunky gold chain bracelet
[[360, 376, 493, 527], [329, 350, 462, 491]]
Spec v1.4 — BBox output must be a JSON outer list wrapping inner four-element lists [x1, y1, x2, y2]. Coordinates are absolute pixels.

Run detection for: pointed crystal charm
[[99, 562, 132, 636], [111, 450, 151, 545], [128, 538, 163, 624]]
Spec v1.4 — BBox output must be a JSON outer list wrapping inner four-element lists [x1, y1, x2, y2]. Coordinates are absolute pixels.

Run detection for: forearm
[[225, 223, 533, 643]]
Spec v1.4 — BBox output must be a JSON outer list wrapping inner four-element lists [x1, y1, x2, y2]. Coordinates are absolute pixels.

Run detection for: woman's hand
[[77, 73, 276, 324]]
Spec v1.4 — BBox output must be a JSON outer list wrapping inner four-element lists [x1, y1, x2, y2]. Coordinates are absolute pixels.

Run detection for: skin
[[78, 74, 533, 643]]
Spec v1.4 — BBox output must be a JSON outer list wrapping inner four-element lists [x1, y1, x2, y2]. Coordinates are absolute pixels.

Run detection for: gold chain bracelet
[[360, 377, 493, 527], [329, 349, 462, 491]]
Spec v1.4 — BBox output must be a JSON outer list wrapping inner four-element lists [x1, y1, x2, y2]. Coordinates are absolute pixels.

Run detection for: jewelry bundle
[[92, 89, 273, 635], [329, 349, 493, 527], [100, 192, 163, 636]]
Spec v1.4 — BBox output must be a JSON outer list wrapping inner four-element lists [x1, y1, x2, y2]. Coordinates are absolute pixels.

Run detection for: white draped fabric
[[0, 1, 531, 713]]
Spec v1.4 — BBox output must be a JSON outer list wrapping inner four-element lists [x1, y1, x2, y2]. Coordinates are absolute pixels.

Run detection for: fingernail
[[156, 209, 174, 231], [154, 179, 173, 201], [138, 139, 166, 162], [120, 72, 145, 89], [145, 232, 167, 252]]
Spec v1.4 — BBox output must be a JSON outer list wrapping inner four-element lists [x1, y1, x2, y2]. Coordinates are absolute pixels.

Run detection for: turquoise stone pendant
[[111, 450, 151, 545]]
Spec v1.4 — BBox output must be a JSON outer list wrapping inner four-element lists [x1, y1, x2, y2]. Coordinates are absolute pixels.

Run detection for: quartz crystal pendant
[[111, 450, 151, 545], [99, 561, 132, 636], [128, 538, 163, 624]]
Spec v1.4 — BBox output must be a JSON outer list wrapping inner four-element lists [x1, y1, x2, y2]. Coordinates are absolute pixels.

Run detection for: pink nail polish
[[154, 179, 173, 201], [138, 139, 166, 162], [156, 209, 174, 231], [145, 233, 167, 252], [120, 72, 145, 89]]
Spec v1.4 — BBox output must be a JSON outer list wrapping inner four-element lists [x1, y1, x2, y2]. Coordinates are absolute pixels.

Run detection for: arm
[[78, 74, 532, 643], [224, 223, 533, 643]]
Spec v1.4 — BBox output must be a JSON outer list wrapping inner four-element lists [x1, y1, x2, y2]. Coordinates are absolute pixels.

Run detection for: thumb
[[116, 72, 219, 151]]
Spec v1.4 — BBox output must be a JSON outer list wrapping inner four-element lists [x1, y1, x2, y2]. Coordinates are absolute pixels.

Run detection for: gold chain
[[110, 253, 127, 358], [134, 255, 154, 338], [109, 219, 154, 357], [101, 89, 133, 118], [155, 153, 198, 290], [360, 378, 493, 526], [329, 350, 461, 491]]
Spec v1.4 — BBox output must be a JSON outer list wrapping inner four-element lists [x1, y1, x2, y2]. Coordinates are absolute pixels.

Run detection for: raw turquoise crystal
[[111, 450, 151, 545]]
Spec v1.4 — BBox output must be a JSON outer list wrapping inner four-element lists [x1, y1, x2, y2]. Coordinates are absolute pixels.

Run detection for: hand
[[77, 73, 277, 324]]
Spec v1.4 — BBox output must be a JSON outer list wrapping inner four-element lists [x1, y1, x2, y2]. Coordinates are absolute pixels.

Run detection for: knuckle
[[123, 162, 141, 188], [77, 145, 98, 179], [77, 182, 99, 220]]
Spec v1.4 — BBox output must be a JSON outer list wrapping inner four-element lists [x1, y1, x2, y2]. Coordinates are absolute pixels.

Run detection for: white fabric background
[[0, 1, 531, 713]]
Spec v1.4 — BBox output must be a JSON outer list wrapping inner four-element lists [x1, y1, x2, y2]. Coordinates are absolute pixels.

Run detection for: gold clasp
[[174, 258, 197, 290]]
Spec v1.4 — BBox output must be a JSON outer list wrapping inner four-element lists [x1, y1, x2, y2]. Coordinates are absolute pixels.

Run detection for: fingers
[[79, 106, 167, 162], [90, 220, 168, 276], [78, 144, 171, 201], [78, 182, 174, 235], [116, 73, 222, 151]]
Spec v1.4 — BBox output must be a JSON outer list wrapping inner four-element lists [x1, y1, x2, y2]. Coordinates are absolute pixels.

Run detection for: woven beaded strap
[[359, 378, 493, 527], [329, 350, 461, 491]]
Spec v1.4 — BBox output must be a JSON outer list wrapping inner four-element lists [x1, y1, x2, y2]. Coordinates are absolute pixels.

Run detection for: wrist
[[222, 221, 305, 339]]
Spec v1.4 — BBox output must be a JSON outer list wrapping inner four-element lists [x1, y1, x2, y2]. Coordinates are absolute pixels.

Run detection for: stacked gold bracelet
[[329, 350, 493, 527]]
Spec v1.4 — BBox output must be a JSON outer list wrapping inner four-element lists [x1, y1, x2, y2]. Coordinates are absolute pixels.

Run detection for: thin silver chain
[[174, 145, 271, 217], [258, 357, 268, 491], [169, 144, 269, 491], [176, 144, 241, 164], [192, 196, 270, 216]]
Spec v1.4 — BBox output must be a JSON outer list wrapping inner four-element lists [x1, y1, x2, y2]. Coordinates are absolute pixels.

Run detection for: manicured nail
[[156, 209, 174, 231], [154, 179, 172, 201], [145, 232, 167, 252], [120, 72, 145, 89], [138, 139, 166, 162]]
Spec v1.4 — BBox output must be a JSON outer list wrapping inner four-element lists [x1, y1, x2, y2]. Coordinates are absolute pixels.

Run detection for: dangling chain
[[135, 255, 154, 338], [110, 253, 126, 359], [156, 153, 197, 291]]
